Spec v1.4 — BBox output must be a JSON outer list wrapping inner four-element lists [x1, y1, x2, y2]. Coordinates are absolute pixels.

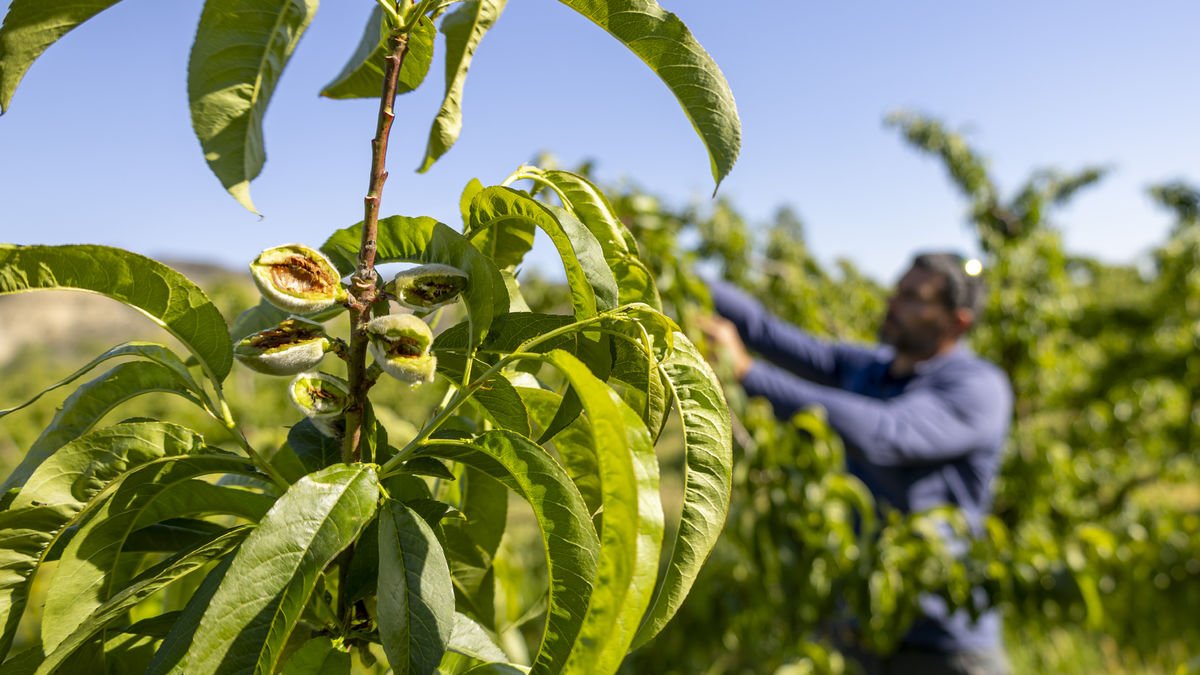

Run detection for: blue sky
[[1, 1, 1197, 284]]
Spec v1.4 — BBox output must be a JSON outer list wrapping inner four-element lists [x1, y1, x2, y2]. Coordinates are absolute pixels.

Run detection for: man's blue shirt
[[713, 282, 1012, 651]]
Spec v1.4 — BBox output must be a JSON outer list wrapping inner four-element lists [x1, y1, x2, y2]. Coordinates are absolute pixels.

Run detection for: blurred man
[[701, 253, 1012, 675]]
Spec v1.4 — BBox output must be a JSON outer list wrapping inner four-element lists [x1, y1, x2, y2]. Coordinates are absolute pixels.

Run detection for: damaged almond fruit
[[289, 372, 350, 437], [251, 244, 348, 313], [385, 263, 468, 311], [234, 318, 331, 376], [366, 313, 437, 384]]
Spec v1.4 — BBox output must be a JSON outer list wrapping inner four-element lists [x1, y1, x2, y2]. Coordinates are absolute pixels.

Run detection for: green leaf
[[188, 0, 319, 211], [516, 387, 601, 515], [0, 244, 233, 383], [36, 527, 251, 675], [540, 351, 661, 674], [446, 612, 507, 662], [468, 187, 617, 318], [0, 342, 206, 419], [631, 333, 732, 647], [554, 0, 740, 188], [377, 501, 455, 675], [531, 169, 661, 309], [286, 418, 343, 475], [0, 0, 123, 112], [279, 637, 350, 675], [0, 421, 208, 662], [322, 10, 434, 99], [417, 0, 507, 173], [418, 431, 597, 674], [145, 557, 234, 675], [459, 178, 485, 229], [0, 361, 207, 494], [448, 359, 530, 437], [130, 479, 275, 527], [322, 216, 507, 351], [186, 464, 380, 674], [42, 453, 258, 651]]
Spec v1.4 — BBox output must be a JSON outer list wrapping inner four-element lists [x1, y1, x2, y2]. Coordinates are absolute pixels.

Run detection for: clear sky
[[1, 1, 1197, 284]]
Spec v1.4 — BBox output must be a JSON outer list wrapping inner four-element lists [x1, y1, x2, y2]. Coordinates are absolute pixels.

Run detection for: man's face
[[878, 267, 957, 357]]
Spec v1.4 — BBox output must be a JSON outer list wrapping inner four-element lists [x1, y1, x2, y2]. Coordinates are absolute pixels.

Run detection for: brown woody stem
[[343, 30, 411, 464]]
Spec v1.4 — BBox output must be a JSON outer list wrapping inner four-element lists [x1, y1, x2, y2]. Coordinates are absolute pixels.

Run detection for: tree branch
[[344, 30, 411, 464]]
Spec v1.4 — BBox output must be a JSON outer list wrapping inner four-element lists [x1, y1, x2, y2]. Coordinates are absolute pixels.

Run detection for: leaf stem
[[344, 29, 412, 465]]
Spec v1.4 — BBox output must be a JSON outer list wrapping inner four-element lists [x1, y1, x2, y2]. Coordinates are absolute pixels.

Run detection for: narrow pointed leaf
[[188, 0, 319, 211], [36, 527, 251, 675], [0, 342, 205, 419], [42, 453, 257, 651], [322, 10, 434, 99], [418, 0, 507, 172], [0, 0, 123, 112], [377, 501, 455, 675], [145, 557, 234, 675], [0, 361, 207, 494], [468, 187, 617, 318], [186, 463, 380, 675], [533, 169, 661, 309], [418, 431, 598, 674], [446, 612, 507, 662], [539, 351, 657, 673], [554, 0, 740, 188], [131, 479, 275, 528], [0, 421, 208, 662], [322, 216, 507, 349], [632, 333, 732, 647], [286, 418, 343, 474], [517, 387, 601, 514], [0, 244, 232, 383]]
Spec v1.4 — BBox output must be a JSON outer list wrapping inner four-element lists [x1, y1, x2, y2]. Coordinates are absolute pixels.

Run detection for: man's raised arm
[[711, 281, 878, 387]]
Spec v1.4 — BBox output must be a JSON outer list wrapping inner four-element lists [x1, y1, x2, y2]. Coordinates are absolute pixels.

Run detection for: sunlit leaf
[[417, 0, 507, 173], [0, 0, 123, 112], [418, 431, 597, 674], [36, 527, 251, 674], [468, 187, 617, 318], [632, 332, 731, 647], [554, 0, 741, 189], [377, 501, 455, 675], [42, 453, 256, 651], [188, 0, 318, 211], [186, 464, 379, 674], [323, 10, 434, 100], [0, 421, 209, 662]]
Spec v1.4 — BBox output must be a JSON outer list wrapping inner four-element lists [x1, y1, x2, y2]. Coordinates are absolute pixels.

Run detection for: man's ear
[[954, 307, 976, 333]]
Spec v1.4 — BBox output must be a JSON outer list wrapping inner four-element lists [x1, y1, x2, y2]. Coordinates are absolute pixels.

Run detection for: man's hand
[[697, 314, 754, 381]]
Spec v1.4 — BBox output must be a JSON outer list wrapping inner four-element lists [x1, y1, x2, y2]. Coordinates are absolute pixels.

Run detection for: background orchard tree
[[0, 0, 740, 672]]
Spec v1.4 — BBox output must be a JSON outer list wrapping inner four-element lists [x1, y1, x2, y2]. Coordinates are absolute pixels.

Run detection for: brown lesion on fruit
[[409, 278, 462, 302], [271, 256, 336, 295], [248, 321, 324, 350], [385, 334, 425, 358]]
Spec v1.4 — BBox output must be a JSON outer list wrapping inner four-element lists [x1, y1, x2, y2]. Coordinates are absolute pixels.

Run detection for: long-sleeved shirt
[[712, 281, 1012, 652]]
